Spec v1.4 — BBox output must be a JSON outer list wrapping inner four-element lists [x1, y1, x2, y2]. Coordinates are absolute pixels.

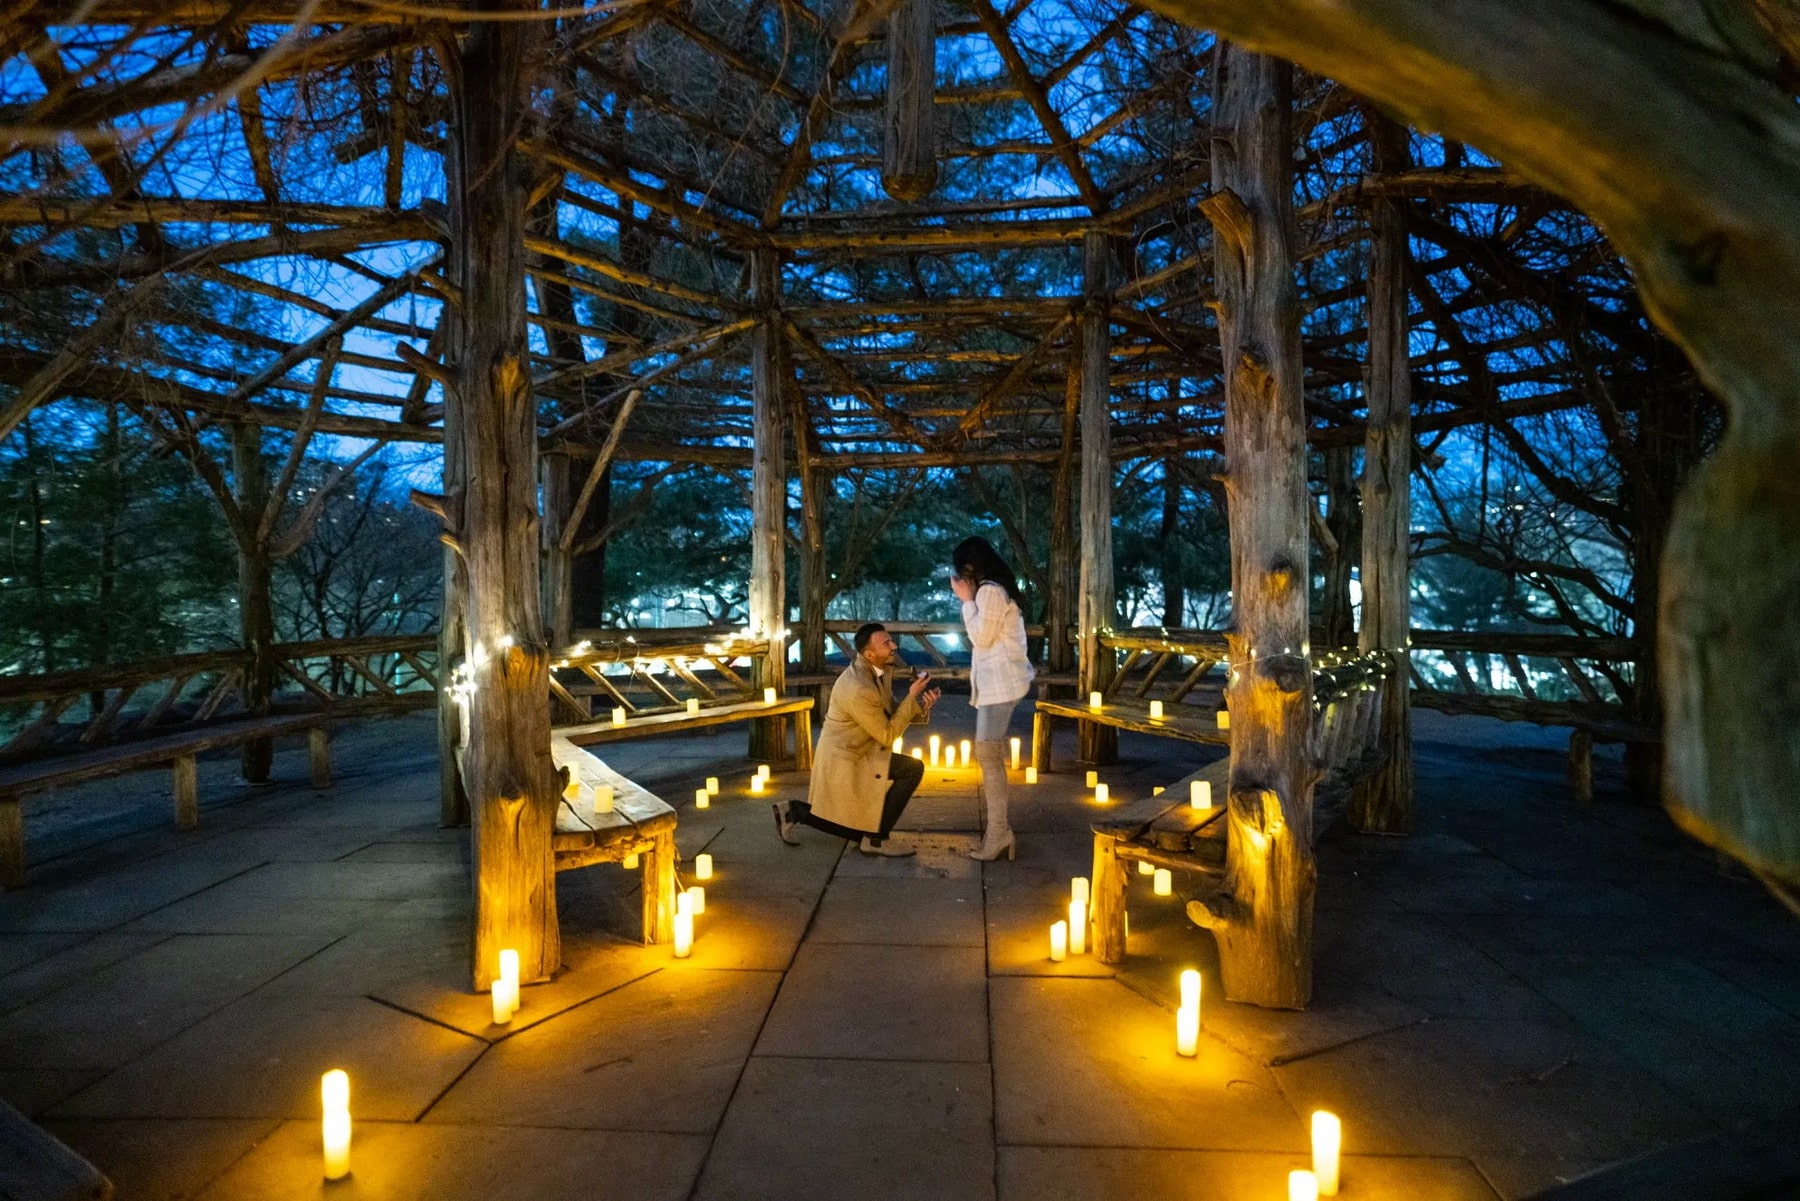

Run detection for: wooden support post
[[540, 450, 574, 648], [882, 0, 937, 202], [793, 385, 829, 685], [436, 39, 472, 833], [795, 707, 815, 771], [172, 754, 198, 830], [642, 828, 678, 945], [453, 4, 559, 989], [1186, 46, 1316, 1010], [1032, 707, 1052, 773], [748, 251, 789, 762], [230, 422, 275, 785], [1348, 112, 1416, 836], [0, 797, 23, 889], [1076, 231, 1119, 766], [1319, 444, 1356, 648], [309, 726, 331, 789], [1046, 361, 1079, 676], [1569, 729, 1594, 803], [1090, 833, 1129, 964]]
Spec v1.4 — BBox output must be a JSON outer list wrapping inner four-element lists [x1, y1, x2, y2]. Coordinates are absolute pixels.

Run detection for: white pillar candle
[[1010, 736, 1021, 768], [623, 852, 639, 869], [612, 706, 627, 726], [1191, 779, 1212, 810], [594, 784, 614, 814], [1138, 860, 1155, 876], [673, 910, 693, 958], [1176, 1002, 1199, 1057], [562, 776, 583, 801], [695, 788, 710, 810], [706, 776, 720, 795], [1216, 709, 1230, 730], [686, 885, 705, 915], [1071, 876, 1090, 906], [491, 978, 517, 1025], [1149, 699, 1165, 720], [1024, 766, 1037, 783], [929, 734, 941, 765], [1049, 920, 1068, 962], [1085, 770, 1099, 788], [1068, 898, 1087, 955], [1094, 783, 1109, 804], [686, 698, 701, 715], [1153, 868, 1173, 897], [959, 739, 972, 767], [321, 1069, 351, 1180], [498, 948, 521, 1020], [1312, 1112, 1341, 1196], [676, 890, 692, 918], [1089, 691, 1102, 710], [1179, 969, 1201, 1013], [1289, 1170, 1319, 1201], [764, 686, 778, 705], [893, 737, 904, 753], [756, 764, 771, 781], [695, 853, 713, 881], [748, 775, 765, 795], [912, 747, 925, 760]]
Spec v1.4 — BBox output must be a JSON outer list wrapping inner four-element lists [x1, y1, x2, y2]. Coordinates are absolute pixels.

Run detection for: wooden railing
[[812, 619, 1049, 679], [0, 634, 440, 766], [547, 629, 774, 725], [1406, 629, 1649, 739]]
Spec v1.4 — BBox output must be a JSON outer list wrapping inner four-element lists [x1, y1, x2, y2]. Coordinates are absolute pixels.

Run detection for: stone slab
[[832, 834, 981, 880], [0, 933, 335, 1072], [0, 857, 271, 934], [52, 992, 485, 1121], [1271, 1017, 1714, 1193], [807, 877, 984, 947], [195, 1120, 708, 1201], [0, 931, 170, 1015], [997, 1146, 1500, 1200], [425, 968, 778, 1133], [694, 1056, 994, 1201], [45, 1117, 281, 1201], [756, 942, 989, 1063], [990, 977, 1305, 1151]]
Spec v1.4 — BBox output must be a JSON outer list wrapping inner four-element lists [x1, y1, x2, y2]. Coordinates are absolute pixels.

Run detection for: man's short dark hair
[[853, 622, 887, 654]]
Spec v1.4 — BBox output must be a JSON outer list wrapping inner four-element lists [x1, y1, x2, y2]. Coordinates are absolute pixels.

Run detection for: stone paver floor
[[3, 709, 1798, 1199]]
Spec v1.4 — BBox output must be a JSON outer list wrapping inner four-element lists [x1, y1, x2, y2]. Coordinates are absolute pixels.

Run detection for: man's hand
[[950, 575, 976, 603], [918, 687, 941, 716], [907, 671, 933, 699]]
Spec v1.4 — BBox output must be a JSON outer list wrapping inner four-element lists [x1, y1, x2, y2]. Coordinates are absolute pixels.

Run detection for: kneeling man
[[773, 622, 940, 857]]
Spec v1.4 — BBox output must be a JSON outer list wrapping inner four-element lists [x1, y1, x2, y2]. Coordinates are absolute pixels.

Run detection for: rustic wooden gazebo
[[3, 0, 1794, 1015]]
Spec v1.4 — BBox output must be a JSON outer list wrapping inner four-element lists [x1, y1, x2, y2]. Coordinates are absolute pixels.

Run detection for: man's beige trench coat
[[806, 656, 929, 832]]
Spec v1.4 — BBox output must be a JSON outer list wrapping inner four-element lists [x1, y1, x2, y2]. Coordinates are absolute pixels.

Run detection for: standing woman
[[951, 536, 1035, 861]]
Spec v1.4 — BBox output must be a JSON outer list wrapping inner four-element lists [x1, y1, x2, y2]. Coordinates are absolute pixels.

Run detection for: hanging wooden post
[[1077, 232, 1118, 765], [540, 450, 573, 648], [748, 250, 789, 761], [792, 380, 829, 682], [1046, 357, 1080, 676], [230, 421, 275, 784], [1348, 112, 1416, 836], [1186, 46, 1316, 1009], [452, 4, 558, 989], [1318, 444, 1356, 649], [881, 0, 937, 202]]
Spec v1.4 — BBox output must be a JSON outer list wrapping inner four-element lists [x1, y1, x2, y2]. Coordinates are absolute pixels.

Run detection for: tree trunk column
[[1189, 46, 1316, 1009], [1077, 232, 1118, 765], [1349, 112, 1415, 835], [452, 6, 558, 989], [881, 0, 937, 202], [230, 421, 275, 784], [749, 251, 789, 761], [540, 451, 574, 649], [1046, 361, 1080, 676]]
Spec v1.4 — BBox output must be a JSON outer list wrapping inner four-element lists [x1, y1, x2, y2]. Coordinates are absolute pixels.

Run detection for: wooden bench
[[1032, 694, 1227, 772], [557, 696, 815, 771], [0, 1097, 111, 1200], [550, 737, 680, 945], [0, 713, 335, 889], [1089, 759, 1231, 964]]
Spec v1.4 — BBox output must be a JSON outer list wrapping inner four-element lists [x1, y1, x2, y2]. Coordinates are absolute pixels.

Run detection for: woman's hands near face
[[950, 574, 976, 603]]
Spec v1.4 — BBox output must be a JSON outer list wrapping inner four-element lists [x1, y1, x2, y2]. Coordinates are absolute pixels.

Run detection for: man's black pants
[[790, 752, 925, 842]]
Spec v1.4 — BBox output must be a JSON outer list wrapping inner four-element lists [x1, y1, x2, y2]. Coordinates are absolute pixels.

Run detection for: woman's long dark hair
[[952, 536, 1027, 610]]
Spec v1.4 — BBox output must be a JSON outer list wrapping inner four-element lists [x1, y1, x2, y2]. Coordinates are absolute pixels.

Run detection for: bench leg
[[309, 726, 332, 789], [1568, 729, 1593, 804], [795, 708, 814, 772], [642, 830, 678, 945], [1032, 709, 1052, 774], [172, 754, 199, 830], [1091, 833, 1129, 965], [0, 796, 23, 889]]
